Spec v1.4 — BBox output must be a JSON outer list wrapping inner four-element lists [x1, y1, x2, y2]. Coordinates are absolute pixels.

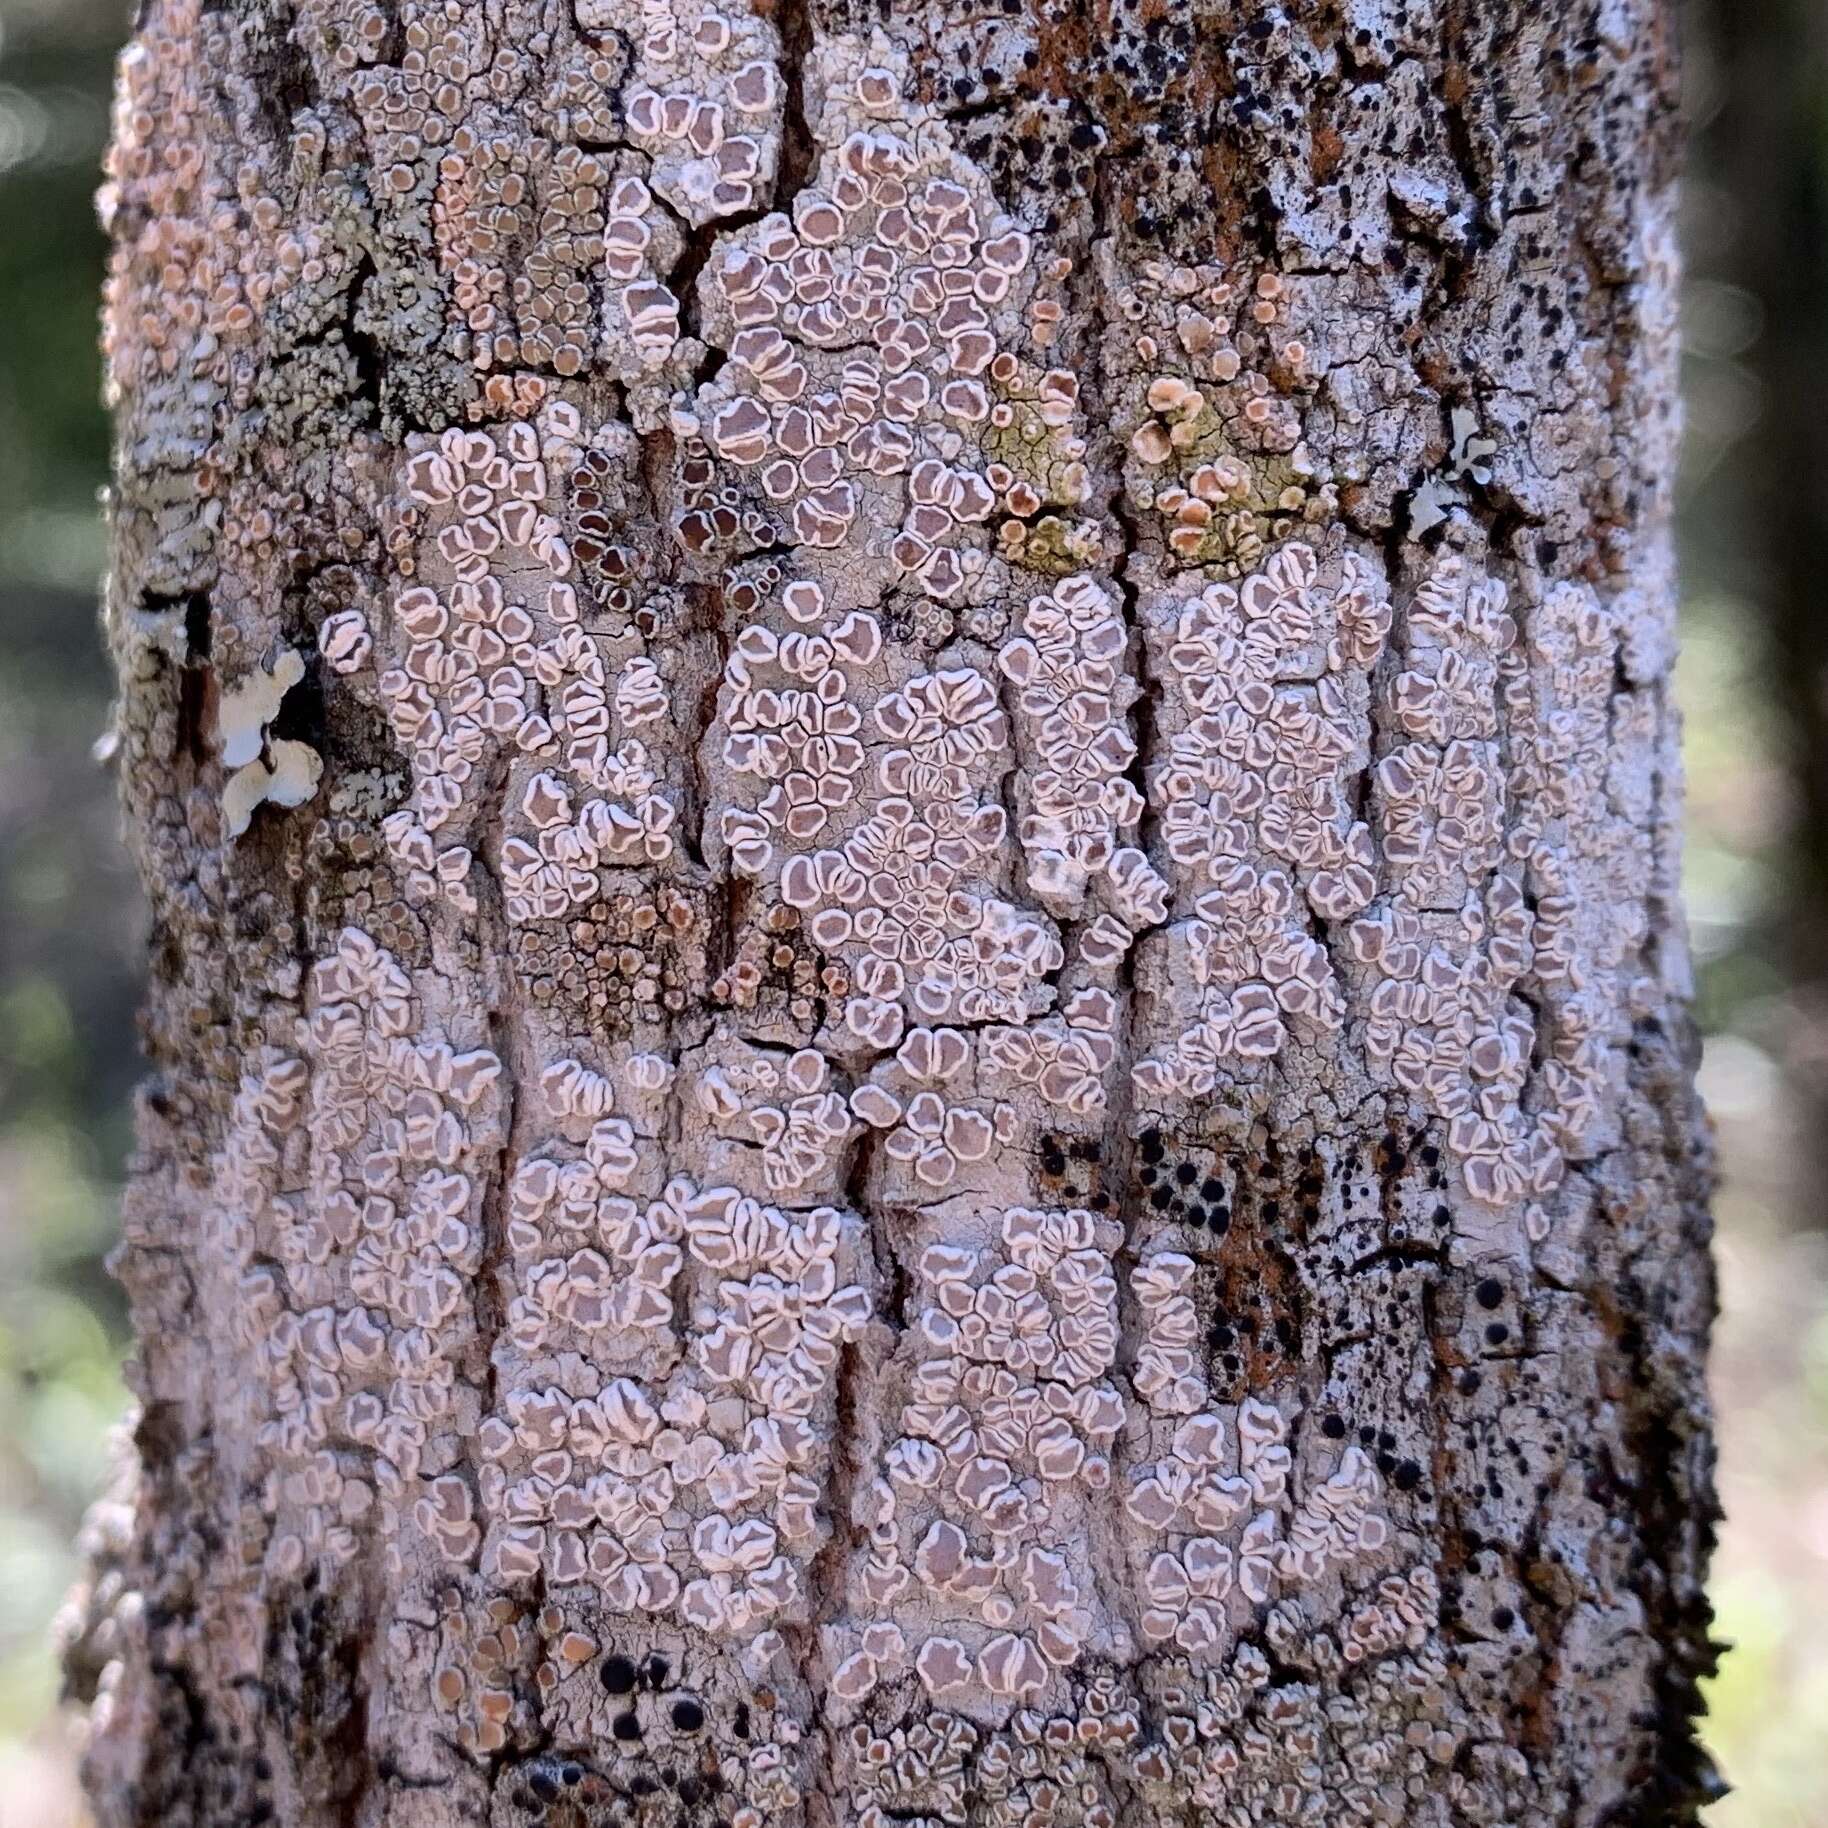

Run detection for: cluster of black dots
[[504, 1651, 727, 1823], [1318, 1412, 1427, 1497], [1205, 1303, 1299, 1380], [1036, 1131, 1108, 1208], [1473, 1273, 1512, 1351], [596, 1649, 707, 1742], [1135, 1126, 1233, 1236]]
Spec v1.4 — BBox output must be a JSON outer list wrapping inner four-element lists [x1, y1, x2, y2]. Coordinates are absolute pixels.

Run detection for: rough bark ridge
[[63, 0, 1720, 1823]]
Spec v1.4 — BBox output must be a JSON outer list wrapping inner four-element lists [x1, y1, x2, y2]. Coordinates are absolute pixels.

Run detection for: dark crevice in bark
[[341, 253, 385, 425], [180, 591, 213, 661], [269, 652, 327, 759], [251, 2, 321, 151], [147, 589, 216, 764], [1435, 3, 1501, 295], [842, 1123, 903, 1327], [474, 991, 521, 1471], [1595, 1025, 1724, 1827], [790, 1326, 869, 1739], [768, 0, 817, 215]]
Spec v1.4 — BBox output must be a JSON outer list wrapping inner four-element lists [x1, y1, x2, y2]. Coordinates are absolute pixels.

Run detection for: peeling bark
[[64, 1, 1720, 1824]]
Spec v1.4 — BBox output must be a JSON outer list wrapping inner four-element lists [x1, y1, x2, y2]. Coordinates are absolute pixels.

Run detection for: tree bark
[[63, 0, 1721, 1823]]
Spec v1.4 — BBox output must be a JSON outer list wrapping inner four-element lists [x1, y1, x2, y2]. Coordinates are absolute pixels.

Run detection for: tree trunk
[[63, 0, 1721, 1822]]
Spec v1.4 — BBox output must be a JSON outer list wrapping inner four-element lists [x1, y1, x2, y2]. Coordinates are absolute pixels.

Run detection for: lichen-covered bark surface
[[65, 0, 1719, 1822]]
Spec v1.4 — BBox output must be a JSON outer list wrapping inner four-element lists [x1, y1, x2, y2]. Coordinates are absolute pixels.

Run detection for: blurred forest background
[[2, 0, 1826, 1822]]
